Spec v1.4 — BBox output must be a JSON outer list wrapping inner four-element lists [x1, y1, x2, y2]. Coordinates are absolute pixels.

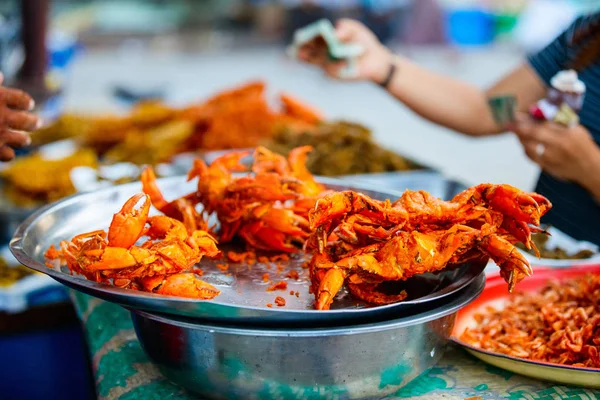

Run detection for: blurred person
[[296, 14, 600, 245], [13, 0, 52, 102], [0, 0, 49, 161]]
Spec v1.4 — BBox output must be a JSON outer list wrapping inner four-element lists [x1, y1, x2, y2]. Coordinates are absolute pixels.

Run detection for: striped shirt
[[528, 13, 600, 245]]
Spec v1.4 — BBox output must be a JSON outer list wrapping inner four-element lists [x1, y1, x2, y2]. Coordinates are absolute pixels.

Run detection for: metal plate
[[452, 266, 600, 388], [130, 273, 486, 399], [11, 175, 486, 324]]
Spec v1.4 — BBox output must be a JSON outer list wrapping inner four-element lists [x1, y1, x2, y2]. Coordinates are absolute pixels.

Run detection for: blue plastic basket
[[445, 8, 495, 46]]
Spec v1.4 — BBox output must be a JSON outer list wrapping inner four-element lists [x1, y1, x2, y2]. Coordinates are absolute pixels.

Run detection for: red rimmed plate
[[451, 264, 600, 388]]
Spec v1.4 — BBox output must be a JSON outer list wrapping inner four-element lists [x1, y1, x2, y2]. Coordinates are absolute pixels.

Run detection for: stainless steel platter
[[11, 175, 485, 324], [131, 273, 486, 400]]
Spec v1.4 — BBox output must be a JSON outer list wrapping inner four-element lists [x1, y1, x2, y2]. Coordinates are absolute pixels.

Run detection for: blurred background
[[2, 0, 599, 187], [1, 0, 600, 399]]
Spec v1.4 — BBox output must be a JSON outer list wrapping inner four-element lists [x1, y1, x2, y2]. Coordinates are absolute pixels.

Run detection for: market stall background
[[2, 0, 600, 399]]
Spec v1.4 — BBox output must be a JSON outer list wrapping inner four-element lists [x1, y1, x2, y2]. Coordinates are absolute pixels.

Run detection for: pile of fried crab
[[45, 146, 552, 310]]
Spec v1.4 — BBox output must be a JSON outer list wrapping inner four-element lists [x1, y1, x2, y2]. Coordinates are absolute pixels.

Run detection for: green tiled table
[[72, 292, 599, 400]]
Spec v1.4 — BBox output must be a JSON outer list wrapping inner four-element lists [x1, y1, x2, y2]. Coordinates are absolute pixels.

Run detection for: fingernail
[[24, 135, 31, 146], [36, 118, 43, 129], [28, 99, 35, 111]]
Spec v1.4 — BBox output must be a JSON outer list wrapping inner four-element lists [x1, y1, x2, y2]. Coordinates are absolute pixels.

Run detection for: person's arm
[[17, 0, 50, 86], [297, 18, 580, 136], [373, 56, 546, 136]]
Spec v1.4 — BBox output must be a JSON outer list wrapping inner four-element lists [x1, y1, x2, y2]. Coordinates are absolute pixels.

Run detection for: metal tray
[[339, 171, 467, 201], [130, 273, 486, 399], [10, 175, 486, 325], [173, 149, 434, 177]]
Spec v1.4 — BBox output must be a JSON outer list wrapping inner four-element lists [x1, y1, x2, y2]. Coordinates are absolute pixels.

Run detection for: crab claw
[[315, 267, 346, 310], [108, 193, 150, 248], [530, 192, 552, 217], [482, 184, 550, 226], [478, 234, 532, 291]]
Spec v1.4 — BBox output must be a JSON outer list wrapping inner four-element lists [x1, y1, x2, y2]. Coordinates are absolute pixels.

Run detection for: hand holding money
[[289, 19, 392, 83]]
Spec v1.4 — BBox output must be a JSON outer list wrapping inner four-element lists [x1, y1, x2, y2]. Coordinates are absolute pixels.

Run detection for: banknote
[[488, 95, 517, 126]]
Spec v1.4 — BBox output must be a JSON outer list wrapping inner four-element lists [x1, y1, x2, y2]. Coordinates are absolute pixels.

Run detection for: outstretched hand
[[0, 72, 40, 161], [296, 19, 393, 83]]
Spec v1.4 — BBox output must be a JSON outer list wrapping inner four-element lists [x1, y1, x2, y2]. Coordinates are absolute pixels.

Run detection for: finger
[[0, 87, 35, 110], [324, 61, 348, 80], [521, 139, 538, 162], [335, 19, 356, 42], [0, 145, 15, 162], [297, 47, 315, 63], [511, 113, 537, 138], [298, 44, 328, 66], [522, 137, 563, 169], [0, 129, 31, 148], [3, 109, 41, 131], [530, 122, 563, 145], [545, 120, 572, 135]]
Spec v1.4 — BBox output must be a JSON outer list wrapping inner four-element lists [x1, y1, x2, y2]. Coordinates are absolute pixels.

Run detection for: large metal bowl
[[131, 272, 485, 400]]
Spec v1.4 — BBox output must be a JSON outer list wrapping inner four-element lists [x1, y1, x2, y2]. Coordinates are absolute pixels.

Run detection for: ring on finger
[[535, 143, 545, 159]]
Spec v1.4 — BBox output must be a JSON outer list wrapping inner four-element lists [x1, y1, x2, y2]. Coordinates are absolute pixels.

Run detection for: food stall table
[[71, 290, 599, 400]]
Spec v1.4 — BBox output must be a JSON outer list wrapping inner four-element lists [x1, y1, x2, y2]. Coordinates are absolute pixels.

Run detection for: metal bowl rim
[[10, 174, 479, 319], [131, 272, 485, 336]]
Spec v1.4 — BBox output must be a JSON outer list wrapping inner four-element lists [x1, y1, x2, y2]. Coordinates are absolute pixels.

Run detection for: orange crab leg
[[147, 273, 220, 299], [315, 268, 346, 310], [86, 247, 138, 271], [141, 167, 169, 211]]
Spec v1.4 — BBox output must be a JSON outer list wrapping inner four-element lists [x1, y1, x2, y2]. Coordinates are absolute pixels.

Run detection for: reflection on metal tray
[[0, 180, 37, 246], [11, 175, 485, 325], [339, 170, 467, 200], [131, 273, 485, 399], [184, 148, 436, 175]]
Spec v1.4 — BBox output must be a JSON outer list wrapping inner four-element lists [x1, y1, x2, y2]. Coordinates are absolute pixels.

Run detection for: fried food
[[264, 121, 419, 176], [0, 256, 37, 287], [45, 193, 221, 299], [142, 146, 328, 253], [460, 274, 600, 368], [305, 184, 552, 310], [1, 148, 98, 205], [180, 82, 323, 150], [516, 231, 595, 260], [104, 120, 194, 165], [32, 82, 323, 165], [31, 101, 177, 149]]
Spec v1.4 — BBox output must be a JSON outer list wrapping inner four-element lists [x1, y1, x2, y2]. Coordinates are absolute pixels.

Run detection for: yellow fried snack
[[1, 148, 98, 204], [0, 256, 37, 287], [104, 120, 194, 165]]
